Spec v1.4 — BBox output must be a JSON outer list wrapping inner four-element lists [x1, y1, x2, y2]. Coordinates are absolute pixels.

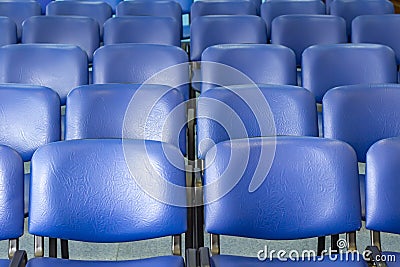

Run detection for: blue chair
[[61, 0, 121, 13], [197, 84, 318, 159], [92, 43, 189, 100], [200, 136, 364, 266], [330, 0, 394, 38], [103, 16, 180, 47], [261, 0, 325, 40], [200, 44, 297, 92], [190, 1, 257, 21], [46, 1, 112, 40], [0, 16, 16, 47], [0, 44, 88, 105], [0, 1, 41, 40], [302, 43, 397, 103], [22, 16, 100, 62], [27, 139, 187, 266]]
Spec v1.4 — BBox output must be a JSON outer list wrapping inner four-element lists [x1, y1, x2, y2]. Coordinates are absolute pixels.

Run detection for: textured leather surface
[[366, 137, 400, 234], [190, 15, 267, 61], [204, 137, 361, 239], [0, 84, 60, 161], [261, 0, 325, 39], [65, 84, 186, 154], [0, 16, 16, 46], [46, 1, 112, 38], [22, 16, 100, 62], [29, 139, 186, 242], [197, 85, 318, 159], [330, 0, 394, 37], [191, 1, 257, 21], [0, 145, 24, 240], [271, 15, 346, 65], [352, 14, 400, 64], [92, 43, 189, 100], [302, 43, 397, 102], [323, 84, 400, 162], [27, 256, 184, 267], [0, 44, 88, 105], [103, 16, 180, 47], [201, 44, 296, 92], [0, 1, 41, 39]]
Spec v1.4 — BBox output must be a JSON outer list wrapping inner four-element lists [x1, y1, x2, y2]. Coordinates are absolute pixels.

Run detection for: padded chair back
[[22, 15, 100, 62], [29, 139, 186, 242], [60, 0, 121, 13], [204, 136, 361, 239], [271, 14, 346, 65], [191, 1, 257, 21], [197, 85, 318, 159], [330, 0, 394, 37], [352, 14, 400, 64], [323, 84, 400, 163], [201, 44, 296, 92], [302, 43, 397, 102], [92, 43, 189, 100], [190, 15, 267, 61], [103, 16, 180, 47], [0, 44, 88, 105], [46, 1, 112, 39], [0, 16, 16, 47]]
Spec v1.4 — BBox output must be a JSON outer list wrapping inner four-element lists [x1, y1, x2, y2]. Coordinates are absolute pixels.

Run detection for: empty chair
[[200, 44, 297, 92], [103, 16, 180, 47], [22, 16, 100, 62], [330, 0, 394, 38], [61, 0, 122, 13], [200, 136, 364, 266], [27, 139, 187, 266], [197, 85, 318, 159], [0, 1, 41, 39], [191, 0, 257, 21], [0, 44, 88, 105], [261, 0, 325, 40], [92, 43, 189, 100], [302, 43, 397, 103], [46, 1, 112, 39], [0, 16, 16, 46]]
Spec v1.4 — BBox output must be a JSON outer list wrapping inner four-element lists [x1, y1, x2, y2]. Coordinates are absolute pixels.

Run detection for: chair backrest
[[22, 15, 100, 62], [103, 16, 180, 47], [65, 84, 186, 154], [29, 139, 186, 242], [0, 44, 88, 105], [0, 1, 41, 39], [190, 15, 267, 61], [191, 0, 257, 21], [60, 0, 121, 13], [302, 43, 397, 102], [365, 137, 400, 234], [261, 0, 325, 39], [92, 43, 189, 100], [201, 44, 297, 92], [323, 84, 400, 163], [0, 145, 24, 241], [0, 16, 16, 47], [271, 14, 347, 65], [330, 0, 394, 37], [197, 85, 318, 159], [46, 1, 112, 38], [204, 136, 361, 239], [352, 14, 400, 64]]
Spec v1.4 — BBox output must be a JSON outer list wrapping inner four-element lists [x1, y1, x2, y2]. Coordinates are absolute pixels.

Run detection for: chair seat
[[27, 256, 184, 267], [210, 254, 368, 267], [24, 173, 30, 216], [183, 25, 190, 39], [383, 252, 400, 267], [0, 259, 10, 267]]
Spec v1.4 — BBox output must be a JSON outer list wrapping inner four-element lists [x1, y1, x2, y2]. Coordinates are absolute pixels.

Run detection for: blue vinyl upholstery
[[61, 0, 121, 13], [92, 43, 189, 100], [190, 15, 267, 61], [103, 16, 180, 47], [197, 85, 318, 159], [302, 43, 397, 102], [271, 15, 347, 65], [191, 1, 257, 21], [200, 44, 296, 92], [22, 16, 100, 62], [65, 84, 186, 154], [0, 44, 88, 105], [0, 16, 16, 47]]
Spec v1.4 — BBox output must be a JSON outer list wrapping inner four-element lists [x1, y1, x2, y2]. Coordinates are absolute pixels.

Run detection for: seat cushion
[[0, 259, 10, 267], [383, 251, 400, 267], [27, 256, 184, 267]]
